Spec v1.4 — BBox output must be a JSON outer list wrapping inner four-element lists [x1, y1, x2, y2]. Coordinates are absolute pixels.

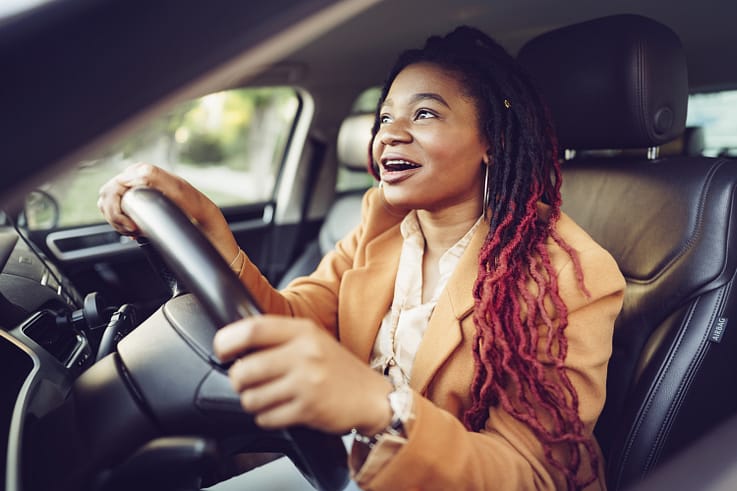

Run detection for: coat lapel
[[339, 224, 403, 363], [411, 220, 489, 394]]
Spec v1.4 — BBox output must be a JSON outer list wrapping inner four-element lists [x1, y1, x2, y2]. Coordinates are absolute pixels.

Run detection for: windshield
[[0, 0, 53, 20]]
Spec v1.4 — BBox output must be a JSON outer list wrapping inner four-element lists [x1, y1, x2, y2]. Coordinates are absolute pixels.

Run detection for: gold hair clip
[[503, 99, 512, 109]]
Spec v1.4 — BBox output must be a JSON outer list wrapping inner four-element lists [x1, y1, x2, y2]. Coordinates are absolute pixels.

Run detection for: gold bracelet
[[228, 248, 245, 274]]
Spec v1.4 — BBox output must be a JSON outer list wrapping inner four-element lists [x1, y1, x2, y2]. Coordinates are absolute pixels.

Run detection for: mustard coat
[[237, 187, 626, 490]]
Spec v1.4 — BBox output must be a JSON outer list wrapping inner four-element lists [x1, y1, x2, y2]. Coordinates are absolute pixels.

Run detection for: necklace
[[382, 301, 403, 376]]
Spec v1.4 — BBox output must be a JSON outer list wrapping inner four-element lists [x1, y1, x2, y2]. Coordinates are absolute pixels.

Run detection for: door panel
[[23, 204, 289, 310]]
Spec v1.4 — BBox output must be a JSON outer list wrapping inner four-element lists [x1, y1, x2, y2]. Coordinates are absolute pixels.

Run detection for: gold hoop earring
[[482, 163, 491, 221]]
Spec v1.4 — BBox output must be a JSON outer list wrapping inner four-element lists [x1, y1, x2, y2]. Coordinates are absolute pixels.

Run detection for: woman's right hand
[[97, 163, 240, 263]]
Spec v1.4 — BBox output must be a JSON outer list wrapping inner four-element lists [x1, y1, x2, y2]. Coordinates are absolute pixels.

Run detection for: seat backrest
[[661, 126, 705, 156], [277, 113, 373, 288], [519, 14, 737, 490]]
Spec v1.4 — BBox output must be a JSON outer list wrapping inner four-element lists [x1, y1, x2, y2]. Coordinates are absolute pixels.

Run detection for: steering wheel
[[90, 186, 349, 490]]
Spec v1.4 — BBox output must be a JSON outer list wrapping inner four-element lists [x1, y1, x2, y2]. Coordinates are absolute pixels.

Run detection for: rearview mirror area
[[21, 189, 59, 230]]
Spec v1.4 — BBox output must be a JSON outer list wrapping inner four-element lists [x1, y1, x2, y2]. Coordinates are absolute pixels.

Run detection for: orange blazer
[[238, 187, 625, 490]]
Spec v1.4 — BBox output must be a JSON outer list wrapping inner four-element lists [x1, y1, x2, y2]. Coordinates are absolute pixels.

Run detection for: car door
[[18, 86, 316, 311]]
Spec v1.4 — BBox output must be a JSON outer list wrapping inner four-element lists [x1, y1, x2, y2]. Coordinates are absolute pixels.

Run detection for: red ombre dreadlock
[[370, 27, 599, 489]]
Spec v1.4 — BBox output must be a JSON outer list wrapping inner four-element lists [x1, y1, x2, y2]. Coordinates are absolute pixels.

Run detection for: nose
[[377, 118, 412, 146]]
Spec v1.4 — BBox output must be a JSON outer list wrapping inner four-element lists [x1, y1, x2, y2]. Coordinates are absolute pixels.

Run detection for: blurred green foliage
[[28, 87, 300, 230], [180, 132, 225, 164]]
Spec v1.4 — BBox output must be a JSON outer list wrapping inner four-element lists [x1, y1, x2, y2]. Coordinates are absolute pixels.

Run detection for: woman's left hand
[[213, 315, 394, 435]]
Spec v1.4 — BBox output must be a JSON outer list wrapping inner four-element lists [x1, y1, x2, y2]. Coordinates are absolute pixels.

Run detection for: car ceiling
[[0, 0, 367, 209], [277, 0, 737, 94], [1, 0, 735, 212]]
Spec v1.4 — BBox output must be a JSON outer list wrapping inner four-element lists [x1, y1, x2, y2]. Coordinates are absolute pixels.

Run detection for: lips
[[380, 158, 422, 184]]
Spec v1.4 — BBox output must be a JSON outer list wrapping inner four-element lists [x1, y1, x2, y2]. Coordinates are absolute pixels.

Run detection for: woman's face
[[372, 62, 489, 215]]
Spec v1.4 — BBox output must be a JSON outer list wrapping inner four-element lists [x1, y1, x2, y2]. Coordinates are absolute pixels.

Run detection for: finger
[[228, 344, 293, 392], [119, 163, 188, 205], [238, 373, 296, 415], [213, 316, 307, 362], [116, 164, 210, 227], [251, 397, 309, 430], [98, 179, 140, 235], [104, 195, 138, 234], [117, 162, 160, 187], [115, 164, 181, 203]]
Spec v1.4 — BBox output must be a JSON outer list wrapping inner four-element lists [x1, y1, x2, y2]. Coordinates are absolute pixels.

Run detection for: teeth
[[384, 159, 420, 170]]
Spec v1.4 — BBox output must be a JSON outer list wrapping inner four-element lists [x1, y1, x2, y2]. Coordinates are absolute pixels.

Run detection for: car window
[[351, 87, 381, 113], [335, 87, 380, 193], [687, 89, 737, 157], [0, 0, 51, 19], [24, 87, 301, 230]]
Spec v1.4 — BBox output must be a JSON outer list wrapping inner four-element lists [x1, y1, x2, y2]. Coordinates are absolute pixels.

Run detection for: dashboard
[[0, 228, 81, 317], [0, 335, 35, 490], [0, 219, 348, 491], [0, 226, 91, 491]]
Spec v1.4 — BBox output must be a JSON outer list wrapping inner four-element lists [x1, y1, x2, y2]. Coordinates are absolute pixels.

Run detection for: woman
[[99, 26, 625, 490]]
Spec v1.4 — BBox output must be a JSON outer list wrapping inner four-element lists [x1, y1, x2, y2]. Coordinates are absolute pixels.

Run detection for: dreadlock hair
[[369, 26, 598, 490]]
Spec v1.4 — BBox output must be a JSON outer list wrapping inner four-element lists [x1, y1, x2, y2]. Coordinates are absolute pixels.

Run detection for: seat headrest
[[518, 14, 688, 150], [660, 126, 706, 156], [337, 113, 374, 171]]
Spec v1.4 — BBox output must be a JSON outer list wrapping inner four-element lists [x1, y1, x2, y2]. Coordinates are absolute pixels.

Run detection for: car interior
[[2, 0, 737, 490], [519, 14, 737, 489]]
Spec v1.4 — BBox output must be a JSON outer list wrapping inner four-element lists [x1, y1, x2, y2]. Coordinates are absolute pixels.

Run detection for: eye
[[415, 109, 437, 120], [379, 114, 392, 124]]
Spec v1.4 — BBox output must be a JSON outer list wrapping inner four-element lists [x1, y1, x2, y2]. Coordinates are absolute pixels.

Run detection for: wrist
[[355, 377, 394, 436], [352, 379, 413, 446]]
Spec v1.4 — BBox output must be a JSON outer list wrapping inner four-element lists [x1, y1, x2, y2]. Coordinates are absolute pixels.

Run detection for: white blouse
[[369, 211, 481, 388]]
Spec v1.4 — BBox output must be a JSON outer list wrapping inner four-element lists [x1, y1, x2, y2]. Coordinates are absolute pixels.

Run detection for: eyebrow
[[382, 92, 451, 110]]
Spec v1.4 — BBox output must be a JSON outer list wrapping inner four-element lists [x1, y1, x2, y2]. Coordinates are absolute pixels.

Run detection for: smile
[[382, 159, 421, 172], [380, 159, 422, 185]]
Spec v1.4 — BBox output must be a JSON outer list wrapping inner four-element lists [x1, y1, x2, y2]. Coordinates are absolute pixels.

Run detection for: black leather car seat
[[277, 113, 374, 288], [518, 14, 737, 490]]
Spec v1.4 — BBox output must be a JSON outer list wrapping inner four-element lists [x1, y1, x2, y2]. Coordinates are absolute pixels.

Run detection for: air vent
[[21, 310, 82, 365]]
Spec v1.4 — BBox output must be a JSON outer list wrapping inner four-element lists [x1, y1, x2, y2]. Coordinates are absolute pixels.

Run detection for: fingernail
[[212, 328, 230, 353], [213, 322, 247, 353]]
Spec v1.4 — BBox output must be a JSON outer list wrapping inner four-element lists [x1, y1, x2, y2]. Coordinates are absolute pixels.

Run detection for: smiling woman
[[97, 25, 625, 491]]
